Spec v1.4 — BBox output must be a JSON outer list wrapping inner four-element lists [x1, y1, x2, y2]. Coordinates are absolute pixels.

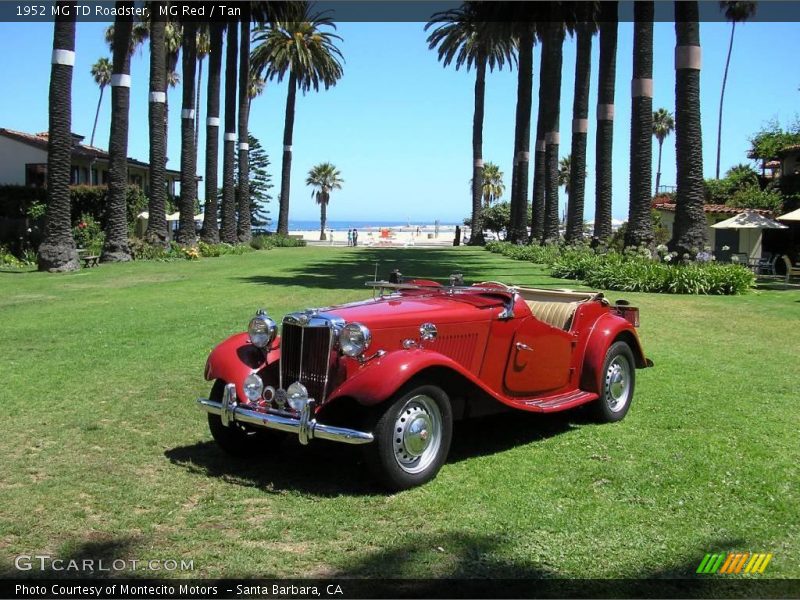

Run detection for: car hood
[[320, 291, 506, 329]]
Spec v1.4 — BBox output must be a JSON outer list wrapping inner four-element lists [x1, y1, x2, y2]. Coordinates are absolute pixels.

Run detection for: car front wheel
[[593, 341, 636, 423], [364, 384, 453, 491]]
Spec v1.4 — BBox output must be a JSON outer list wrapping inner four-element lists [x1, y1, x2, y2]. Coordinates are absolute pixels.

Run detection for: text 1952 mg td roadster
[[197, 273, 652, 490]]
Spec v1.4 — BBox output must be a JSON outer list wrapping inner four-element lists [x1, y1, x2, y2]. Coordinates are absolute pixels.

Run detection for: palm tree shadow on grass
[[236, 248, 571, 291], [164, 411, 579, 498]]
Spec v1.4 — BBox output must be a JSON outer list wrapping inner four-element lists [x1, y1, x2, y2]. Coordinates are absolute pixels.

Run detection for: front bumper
[[197, 383, 374, 445]]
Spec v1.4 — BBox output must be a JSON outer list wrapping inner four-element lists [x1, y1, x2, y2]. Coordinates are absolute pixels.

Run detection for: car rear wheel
[[207, 379, 285, 456], [364, 384, 453, 491], [592, 341, 635, 423]]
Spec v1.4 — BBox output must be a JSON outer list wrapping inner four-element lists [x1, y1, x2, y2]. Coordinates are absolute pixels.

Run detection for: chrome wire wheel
[[391, 394, 443, 474], [604, 355, 631, 413]]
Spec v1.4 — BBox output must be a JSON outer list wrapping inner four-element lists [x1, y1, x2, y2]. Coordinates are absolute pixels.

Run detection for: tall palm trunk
[[319, 197, 328, 240], [277, 72, 298, 236], [38, 1, 78, 272], [201, 23, 222, 243], [101, 2, 133, 263], [716, 20, 736, 180], [543, 22, 565, 243], [565, 20, 593, 244], [671, 0, 707, 255], [90, 85, 105, 147], [194, 54, 203, 153], [176, 21, 198, 246], [146, 12, 168, 247], [468, 53, 487, 246], [530, 30, 550, 244], [594, 1, 618, 243], [508, 27, 534, 244], [236, 11, 252, 243], [624, 0, 654, 249], [655, 137, 664, 196], [220, 22, 238, 244]]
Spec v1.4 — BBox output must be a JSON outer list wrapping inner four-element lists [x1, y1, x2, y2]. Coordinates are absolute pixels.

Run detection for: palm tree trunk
[[530, 30, 550, 244], [716, 21, 736, 180], [508, 27, 534, 244], [90, 86, 104, 148], [670, 0, 707, 255], [277, 72, 298, 236], [468, 54, 487, 246], [201, 22, 222, 244], [38, 1, 78, 272], [594, 1, 618, 243], [543, 22, 565, 243], [236, 11, 252, 243], [220, 21, 238, 244], [624, 0, 655, 249], [177, 21, 197, 246], [565, 20, 593, 244], [655, 138, 664, 196], [146, 12, 168, 247], [194, 55, 203, 153], [101, 2, 133, 263], [319, 199, 328, 241]]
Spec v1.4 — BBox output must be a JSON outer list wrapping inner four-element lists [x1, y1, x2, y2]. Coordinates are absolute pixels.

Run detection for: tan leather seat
[[525, 300, 580, 331]]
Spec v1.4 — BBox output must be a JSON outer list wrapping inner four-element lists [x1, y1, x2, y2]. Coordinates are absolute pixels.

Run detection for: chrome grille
[[280, 321, 332, 402]]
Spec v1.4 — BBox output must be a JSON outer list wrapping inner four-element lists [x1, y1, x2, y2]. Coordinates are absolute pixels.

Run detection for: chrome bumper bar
[[197, 383, 374, 445]]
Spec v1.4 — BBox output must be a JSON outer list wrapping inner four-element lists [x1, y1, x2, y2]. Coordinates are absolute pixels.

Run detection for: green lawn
[[0, 247, 798, 579]]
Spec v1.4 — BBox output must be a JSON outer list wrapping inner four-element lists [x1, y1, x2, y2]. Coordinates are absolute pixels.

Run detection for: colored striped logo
[[696, 552, 773, 574]]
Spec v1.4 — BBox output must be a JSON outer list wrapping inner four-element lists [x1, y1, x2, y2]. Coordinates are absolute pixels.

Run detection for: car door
[[504, 316, 575, 395]]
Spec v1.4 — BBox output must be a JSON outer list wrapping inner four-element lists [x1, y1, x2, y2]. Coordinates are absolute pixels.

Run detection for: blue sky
[[0, 17, 798, 224]]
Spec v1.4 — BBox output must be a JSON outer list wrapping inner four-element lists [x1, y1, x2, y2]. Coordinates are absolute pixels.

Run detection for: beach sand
[[288, 224, 469, 247]]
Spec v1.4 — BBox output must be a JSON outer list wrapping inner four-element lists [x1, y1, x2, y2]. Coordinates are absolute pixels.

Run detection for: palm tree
[[306, 162, 343, 240], [89, 57, 112, 147], [508, 23, 535, 244], [38, 2, 78, 272], [145, 12, 168, 247], [671, 0, 707, 254], [236, 8, 252, 243], [176, 21, 198, 246], [163, 21, 182, 158], [624, 0, 655, 249], [425, 3, 515, 246], [593, 1, 618, 243], [565, 6, 597, 244], [251, 4, 345, 236], [248, 72, 265, 109], [542, 17, 568, 243], [480, 162, 504, 206], [220, 21, 238, 244], [201, 22, 223, 244], [101, 3, 133, 263], [716, 1, 757, 179], [652, 107, 675, 196], [194, 26, 210, 153], [558, 155, 572, 196]]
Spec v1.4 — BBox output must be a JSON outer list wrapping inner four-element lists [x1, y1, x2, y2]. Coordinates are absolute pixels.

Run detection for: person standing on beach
[[353, 228, 359, 247], [347, 229, 352, 246]]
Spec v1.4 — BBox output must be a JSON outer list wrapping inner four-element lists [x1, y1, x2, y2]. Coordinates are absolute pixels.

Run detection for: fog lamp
[[286, 382, 309, 411], [243, 373, 264, 402]]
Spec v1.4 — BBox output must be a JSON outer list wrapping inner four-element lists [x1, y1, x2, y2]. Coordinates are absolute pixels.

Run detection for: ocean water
[[286, 220, 461, 232]]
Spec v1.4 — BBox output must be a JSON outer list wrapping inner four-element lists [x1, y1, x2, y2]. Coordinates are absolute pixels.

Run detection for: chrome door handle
[[516, 342, 533, 352]]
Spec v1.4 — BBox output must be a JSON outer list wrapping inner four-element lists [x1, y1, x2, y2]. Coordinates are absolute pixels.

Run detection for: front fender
[[204, 332, 281, 400], [580, 313, 649, 394], [327, 349, 488, 406]]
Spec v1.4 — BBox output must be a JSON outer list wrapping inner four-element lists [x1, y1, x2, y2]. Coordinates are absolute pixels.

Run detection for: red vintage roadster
[[198, 274, 652, 490]]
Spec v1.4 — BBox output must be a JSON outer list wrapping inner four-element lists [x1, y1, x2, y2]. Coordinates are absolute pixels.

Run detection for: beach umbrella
[[711, 212, 788, 229], [777, 207, 800, 222]]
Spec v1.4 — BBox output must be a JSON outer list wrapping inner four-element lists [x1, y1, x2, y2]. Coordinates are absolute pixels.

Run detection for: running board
[[519, 390, 599, 413]]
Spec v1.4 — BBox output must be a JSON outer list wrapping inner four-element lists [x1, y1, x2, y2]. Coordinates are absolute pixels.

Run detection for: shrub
[[72, 214, 104, 255], [0, 245, 32, 269], [128, 238, 180, 261], [250, 234, 306, 250], [198, 241, 253, 257], [727, 185, 784, 212]]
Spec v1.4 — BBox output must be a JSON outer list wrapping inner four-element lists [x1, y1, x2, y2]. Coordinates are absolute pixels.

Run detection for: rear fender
[[204, 332, 281, 400], [328, 349, 496, 407], [580, 313, 649, 394]]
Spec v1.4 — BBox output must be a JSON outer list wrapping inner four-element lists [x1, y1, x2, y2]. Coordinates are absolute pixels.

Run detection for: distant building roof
[[0, 127, 181, 176], [777, 144, 800, 157], [654, 202, 772, 216]]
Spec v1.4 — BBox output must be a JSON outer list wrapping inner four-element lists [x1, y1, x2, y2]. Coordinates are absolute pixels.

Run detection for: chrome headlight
[[339, 322, 371, 357], [286, 381, 309, 411], [248, 311, 277, 349], [243, 373, 264, 402]]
